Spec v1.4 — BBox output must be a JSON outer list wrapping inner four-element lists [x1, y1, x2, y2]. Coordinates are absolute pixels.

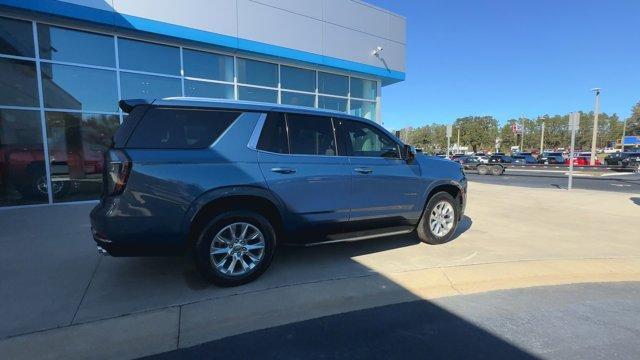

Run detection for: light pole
[[589, 88, 601, 165], [539, 120, 545, 153], [621, 117, 628, 152], [457, 126, 461, 154]]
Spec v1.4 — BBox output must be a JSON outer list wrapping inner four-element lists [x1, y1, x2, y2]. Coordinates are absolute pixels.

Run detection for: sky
[[366, 0, 640, 130]]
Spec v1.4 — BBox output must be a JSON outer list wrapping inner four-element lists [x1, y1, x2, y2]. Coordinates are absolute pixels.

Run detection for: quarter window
[[286, 114, 336, 156], [126, 108, 240, 149], [336, 120, 400, 158]]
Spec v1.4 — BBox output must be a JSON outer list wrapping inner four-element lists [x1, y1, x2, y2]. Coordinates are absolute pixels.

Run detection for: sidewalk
[[1, 183, 639, 359]]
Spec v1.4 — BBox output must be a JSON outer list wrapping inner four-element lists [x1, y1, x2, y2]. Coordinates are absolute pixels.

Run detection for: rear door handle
[[271, 167, 296, 174], [354, 167, 373, 174]]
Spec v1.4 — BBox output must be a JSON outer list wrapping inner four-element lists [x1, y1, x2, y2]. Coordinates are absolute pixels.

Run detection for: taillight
[[105, 149, 131, 196]]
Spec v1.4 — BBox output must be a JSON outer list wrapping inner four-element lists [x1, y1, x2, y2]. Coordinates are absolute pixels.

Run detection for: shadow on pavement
[[145, 298, 535, 360]]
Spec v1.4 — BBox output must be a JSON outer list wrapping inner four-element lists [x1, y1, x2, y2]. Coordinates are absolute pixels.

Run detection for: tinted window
[[318, 96, 347, 112], [237, 58, 277, 87], [38, 25, 115, 67], [350, 77, 377, 100], [238, 86, 277, 103], [41, 64, 118, 112], [0, 109, 46, 206], [318, 72, 348, 96], [126, 108, 239, 149], [185, 80, 234, 99], [183, 49, 233, 81], [336, 120, 400, 158], [0, 58, 39, 107], [118, 38, 180, 75], [45, 112, 119, 202], [281, 92, 315, 107], [286, 114, 336, 156], [257, 112, 288, 154], [0, 16, 35, 57], [280, 65, 315, 92], [120, 72, 181, 100]]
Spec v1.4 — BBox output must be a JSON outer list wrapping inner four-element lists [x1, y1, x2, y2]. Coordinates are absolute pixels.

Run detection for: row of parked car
[[446, 150, 640, 169]]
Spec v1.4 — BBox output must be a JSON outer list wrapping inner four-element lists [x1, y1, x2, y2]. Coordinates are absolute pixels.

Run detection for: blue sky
[[367, 0, 640, 130]]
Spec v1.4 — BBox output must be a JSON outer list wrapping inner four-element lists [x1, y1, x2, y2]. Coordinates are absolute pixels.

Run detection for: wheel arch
[[182, 186, 286, 249], [422, 181, 464, 219]]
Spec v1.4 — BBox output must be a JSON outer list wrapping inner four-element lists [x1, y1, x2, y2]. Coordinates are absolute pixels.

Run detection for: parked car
[[512, 153, 537, 164], [565, 156, 601, 166], [604, 151, 640, 166], [91, 98, 467, 286], [488, 155, 513, 163], [538, 152, 565, 164], [457, 156, 481, 170], [621, 153, 640, 169]]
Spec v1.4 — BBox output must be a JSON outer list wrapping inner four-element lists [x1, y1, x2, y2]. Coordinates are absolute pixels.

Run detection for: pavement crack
[[441, 269, 462, 295], [70, 255, 102, 325], [176, 306, 182, 349]]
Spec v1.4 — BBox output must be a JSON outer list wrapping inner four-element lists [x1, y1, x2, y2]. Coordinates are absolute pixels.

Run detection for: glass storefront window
[[118, 38, 180, 75], [350, 100, 376, 121], [41, 64, 118, 112], [183, 49, 233, 82], [0, 58, 39, 107], [185, 80, 234, 99], [238, 86, 277, 103], [350, 77, 377, 100], [0, 16, 35, 58], [318, 72, 348, 96], [281, 92, 315, 108], [0, 109, 47, 206], [45, 112, 119, 202], [120, 72, 182, 100], [281, 65, 315, 92], [237, 58, 278, 87], [38, 24, 115, 67], [318, 96, 347, 112]]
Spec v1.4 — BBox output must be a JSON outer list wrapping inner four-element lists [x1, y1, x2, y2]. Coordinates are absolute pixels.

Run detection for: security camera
[[372, 46, 383, 57]]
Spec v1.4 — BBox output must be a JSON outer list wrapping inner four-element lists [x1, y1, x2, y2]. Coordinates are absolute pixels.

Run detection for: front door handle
[[354, 167, 373, 174], [271, 167, 296, 174]]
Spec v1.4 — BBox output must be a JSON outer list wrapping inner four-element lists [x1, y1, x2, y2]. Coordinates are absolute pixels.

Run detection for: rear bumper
[[90, 201, 187, 257]]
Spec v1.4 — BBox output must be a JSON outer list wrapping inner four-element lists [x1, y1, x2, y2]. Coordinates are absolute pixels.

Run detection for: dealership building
[[0, 0, 406, 207]]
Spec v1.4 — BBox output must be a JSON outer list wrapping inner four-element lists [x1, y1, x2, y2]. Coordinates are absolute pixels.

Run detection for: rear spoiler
[[118, 99, 151, 113]]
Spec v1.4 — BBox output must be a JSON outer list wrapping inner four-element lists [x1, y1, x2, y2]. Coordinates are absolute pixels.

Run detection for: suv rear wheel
[[417, 192, 459, 245], [194, 210, 276, 287]]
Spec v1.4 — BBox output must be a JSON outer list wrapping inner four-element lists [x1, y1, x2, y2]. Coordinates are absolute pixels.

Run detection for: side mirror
[[403, 145, 417, 162]]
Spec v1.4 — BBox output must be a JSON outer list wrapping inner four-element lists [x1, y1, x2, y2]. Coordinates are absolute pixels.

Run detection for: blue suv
[[91, 98, 467, 286]]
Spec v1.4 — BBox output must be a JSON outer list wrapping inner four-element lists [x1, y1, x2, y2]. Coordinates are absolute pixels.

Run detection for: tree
[[627, 101, 640, 136], [454, 116, 499, 153]]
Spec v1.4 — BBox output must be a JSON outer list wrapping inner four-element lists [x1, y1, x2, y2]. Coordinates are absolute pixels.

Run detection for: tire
[[416, 192, 459, 245], [490, 165, 503, 176], [477, 164, 488, 175], [194, 210, 276, 287]]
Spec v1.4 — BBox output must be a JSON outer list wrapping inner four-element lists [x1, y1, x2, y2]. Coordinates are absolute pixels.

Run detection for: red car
[[564, 156, 602, 166]]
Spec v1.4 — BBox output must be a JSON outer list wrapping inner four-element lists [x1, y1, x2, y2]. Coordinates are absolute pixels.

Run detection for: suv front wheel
[[194, 210, 276, 287], [417, 192, 459, 245]]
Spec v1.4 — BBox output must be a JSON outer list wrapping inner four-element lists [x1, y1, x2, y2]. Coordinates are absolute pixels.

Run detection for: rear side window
[[286, 114, 336, 156], [257, 112, 288, 154], [126, 108, 239, 149]]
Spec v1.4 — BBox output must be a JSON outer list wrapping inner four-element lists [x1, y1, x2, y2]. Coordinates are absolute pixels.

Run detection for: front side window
[[286, 114, 336, 156], [126, 108, 240, 149], [257, 112, 288, 154], [336, 120, 400, 158]]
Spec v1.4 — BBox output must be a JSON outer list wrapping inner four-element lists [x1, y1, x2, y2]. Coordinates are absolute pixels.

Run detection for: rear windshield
[[126, 108, 240, 149]]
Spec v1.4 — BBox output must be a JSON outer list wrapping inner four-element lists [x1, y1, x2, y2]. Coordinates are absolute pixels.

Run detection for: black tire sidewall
[[417, 192, 459, 245], [194, 210, 276, 287]]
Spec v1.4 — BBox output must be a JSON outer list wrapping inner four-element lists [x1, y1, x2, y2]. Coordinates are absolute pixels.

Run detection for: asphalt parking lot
[[467, 170, 640, 193], [1, 181, 639, 359]]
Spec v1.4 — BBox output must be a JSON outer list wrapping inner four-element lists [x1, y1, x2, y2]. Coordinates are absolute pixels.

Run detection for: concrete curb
[[1, 257, 639, 360]]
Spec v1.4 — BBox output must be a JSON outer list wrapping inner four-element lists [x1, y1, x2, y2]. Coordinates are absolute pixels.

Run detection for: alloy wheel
[[210, 222, 265, 276]]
